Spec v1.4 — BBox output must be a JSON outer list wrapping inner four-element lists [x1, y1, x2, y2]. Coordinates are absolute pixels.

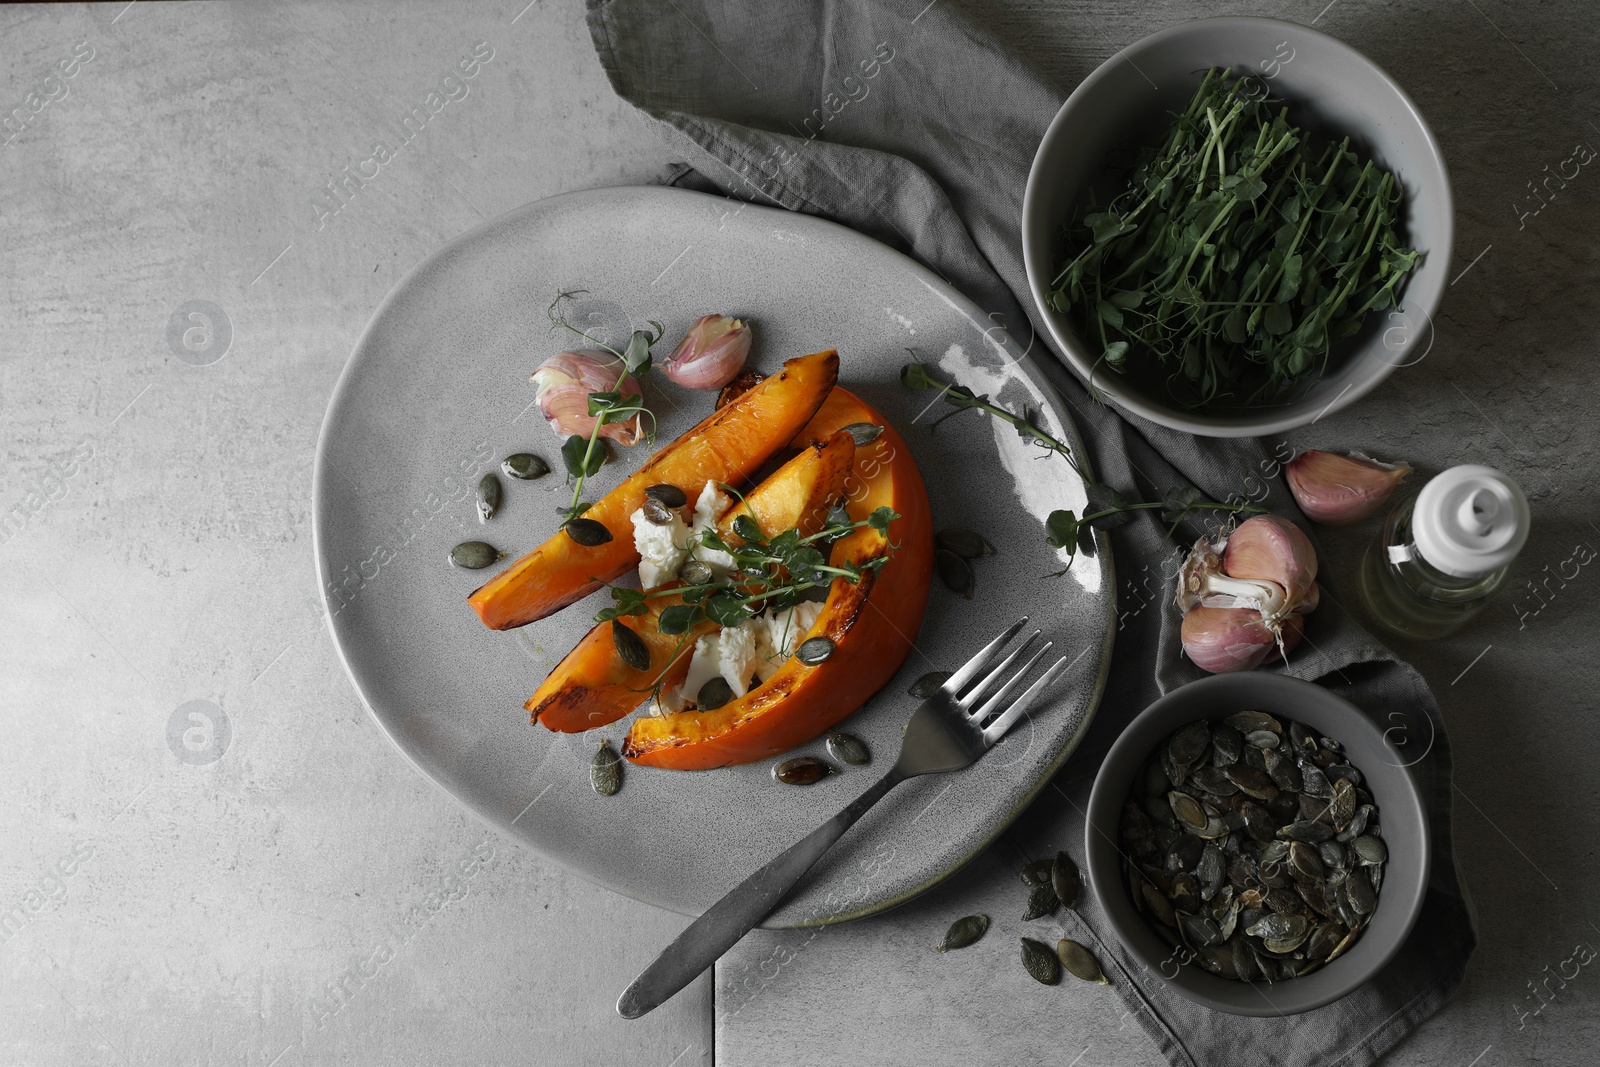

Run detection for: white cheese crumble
[[629, 479, 738, 590], [690, 481, 738, 574], [671, 600, 825, 709], [630, 507, 690, 590]]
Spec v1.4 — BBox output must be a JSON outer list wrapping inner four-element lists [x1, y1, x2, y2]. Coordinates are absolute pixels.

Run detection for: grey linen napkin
[[586, 1, 1475, 1062]]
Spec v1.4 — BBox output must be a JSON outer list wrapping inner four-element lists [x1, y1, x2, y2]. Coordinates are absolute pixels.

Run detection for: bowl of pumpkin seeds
[[1085, 673, 1429, 1015]]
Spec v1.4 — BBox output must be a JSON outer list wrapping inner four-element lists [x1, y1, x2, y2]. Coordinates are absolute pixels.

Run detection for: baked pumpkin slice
[[468, 350, 839, 630], [623, 388, 934, 769], [527, 430, 857, 733]]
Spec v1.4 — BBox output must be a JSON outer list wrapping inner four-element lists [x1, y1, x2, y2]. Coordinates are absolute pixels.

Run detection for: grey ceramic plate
[[313, 186, 1114, 927]]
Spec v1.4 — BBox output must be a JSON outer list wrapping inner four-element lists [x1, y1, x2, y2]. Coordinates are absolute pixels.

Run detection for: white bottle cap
[[1412, 465, 1529, 578]]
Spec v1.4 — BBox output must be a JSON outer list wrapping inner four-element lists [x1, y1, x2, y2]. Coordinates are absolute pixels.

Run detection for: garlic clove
[[663, 314, 751, 391], [1220, 515, 1318, 624], [1286, 450, 1411, 526], [530, 349, 643, 445], [1181, 606, 1305, 674]]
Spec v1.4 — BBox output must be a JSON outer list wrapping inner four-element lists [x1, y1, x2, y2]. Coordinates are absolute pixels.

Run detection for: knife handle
[[616, 766, 904, 1019]]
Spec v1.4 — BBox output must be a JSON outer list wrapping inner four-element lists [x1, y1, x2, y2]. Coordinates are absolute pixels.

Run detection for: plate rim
[[311, 184, 1117, 927]]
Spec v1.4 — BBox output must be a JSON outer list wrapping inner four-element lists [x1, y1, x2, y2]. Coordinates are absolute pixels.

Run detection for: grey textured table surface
[[2, 1, 1596, 1065]]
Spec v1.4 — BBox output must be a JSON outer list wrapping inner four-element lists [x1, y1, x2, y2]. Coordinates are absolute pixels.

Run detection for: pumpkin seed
[[936, 914, 989, 952], [449, 540, 503, 570], [591, 741, 623, 796], [935, 527, 995, 559], [1169, 791, 1209, 831], [908, 670, 952, 699], [501, 453, 550, 480], [1020, 937, 1061, 984], [1224, 765, 1278, 800], [476, 472, 502, 522], [826, 732, 870, 766], [1351, 834, 1387, 865], [641, 497, 676, 526], [935, 549, 975, 598], [840, 422, 884, 446], [644, 483, 688, 508], [795, 636, 835, 665], [774, 756, 834, 785], [611, 621, 650, 672], [1051, 851, 1082, 909], [1023, 882, 1059, 920], [697, 676, 734, 711], [680, 559, 714, 586], [563, 517, 612, 545], [1057, 939, 1110, 985]]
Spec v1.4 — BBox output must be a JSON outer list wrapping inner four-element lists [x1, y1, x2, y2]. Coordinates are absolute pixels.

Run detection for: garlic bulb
[[663, 315, 751, 390], [1286, 450, 1411, 525], [1176, 515, 1319, 673], [530, 349, 643, 446]]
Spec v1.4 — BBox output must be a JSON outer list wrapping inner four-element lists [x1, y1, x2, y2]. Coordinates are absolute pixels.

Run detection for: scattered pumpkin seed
[[1020, 937, 1061, 985], [611, 621, 650, 672], [644, 483, 688, 508], [826, 732, 870, 766], [908, 670, 952, 699], [564, 517, 613, 546], [697, 676, 734, 710], [935, 527, 995, 559], [936, 914, 989, 952], [476, 472, 502, 523], [1051, 851, 1082, 909], [775, 756, 834, 785], [641, 497, 676, 526], [591, 741, 622, 796], [795, 636, 835, 665], [449, 540, 503, 570], [935, 548, 975, 598], [680, 559, 715, 586], [501, 453, 550, 480], [840, 422, 884, 446], [1023, 883, 1059, 921], [1057, 939, 1110, 985]]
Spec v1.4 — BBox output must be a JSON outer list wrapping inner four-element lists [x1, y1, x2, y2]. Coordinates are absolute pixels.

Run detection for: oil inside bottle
[[1360, 493, 1511, 639]]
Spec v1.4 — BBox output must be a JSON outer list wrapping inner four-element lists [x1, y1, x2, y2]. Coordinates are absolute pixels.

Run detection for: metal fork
[[617, 617, 1068, 1019]]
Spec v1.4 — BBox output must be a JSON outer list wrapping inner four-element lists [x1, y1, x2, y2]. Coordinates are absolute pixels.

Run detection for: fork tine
[[959, 631, 1042, 714], [981, 654, 1070, 744], [969, 639, 1052, 723], [940, 616, 1028, 696]]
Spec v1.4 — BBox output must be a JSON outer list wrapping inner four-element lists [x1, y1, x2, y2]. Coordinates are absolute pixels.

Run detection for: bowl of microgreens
[[1022, 16, 1452, 437]]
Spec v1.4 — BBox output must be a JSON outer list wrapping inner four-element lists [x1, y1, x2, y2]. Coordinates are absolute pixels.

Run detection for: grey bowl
[[1021, 16, 1453, 437], [1084, 673, 1429, 1016]]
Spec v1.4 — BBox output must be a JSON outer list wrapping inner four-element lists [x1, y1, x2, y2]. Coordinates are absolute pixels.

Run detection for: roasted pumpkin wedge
[[527, 431, 857, 733], [468, 351, 839, 630], [623, 389, 934, 769]]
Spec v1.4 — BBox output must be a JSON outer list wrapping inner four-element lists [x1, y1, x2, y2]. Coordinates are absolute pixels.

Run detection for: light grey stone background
[[0, 1, 1594, 1065]]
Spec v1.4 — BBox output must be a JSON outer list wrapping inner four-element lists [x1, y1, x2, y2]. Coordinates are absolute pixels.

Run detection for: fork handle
[[616, 766, 905, 1019]]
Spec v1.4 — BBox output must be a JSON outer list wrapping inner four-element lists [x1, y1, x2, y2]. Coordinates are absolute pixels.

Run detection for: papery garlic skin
[[1286, 450, 1412, 525], [530, 349, 643, 445], [663, 315, 751, 391], [1181, 606, 1304, 673]]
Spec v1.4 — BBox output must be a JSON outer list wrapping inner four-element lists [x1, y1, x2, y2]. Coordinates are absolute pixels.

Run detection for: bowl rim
[[1083, 672, 1431, 1016], [1021, 14, 1455, 437]]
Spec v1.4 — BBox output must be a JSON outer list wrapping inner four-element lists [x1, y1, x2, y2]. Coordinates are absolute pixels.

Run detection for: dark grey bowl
[[1085, 674, 1429, 1016], [1022, 16, 1453, 437]]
